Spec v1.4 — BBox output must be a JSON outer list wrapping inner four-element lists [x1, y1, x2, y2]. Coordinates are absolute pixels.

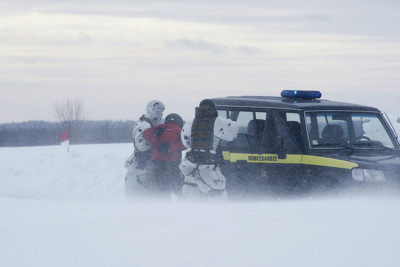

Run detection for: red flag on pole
[[60, 131, 69, 142], [60, 131, 70, 152]]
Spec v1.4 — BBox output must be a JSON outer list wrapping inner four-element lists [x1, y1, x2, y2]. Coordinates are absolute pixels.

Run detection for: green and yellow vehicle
[[212, 90, 400, 195]]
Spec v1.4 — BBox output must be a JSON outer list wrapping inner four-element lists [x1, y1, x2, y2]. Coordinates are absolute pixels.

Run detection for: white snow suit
[[179, 117, 239, 200], [124, 100, 165, 197]]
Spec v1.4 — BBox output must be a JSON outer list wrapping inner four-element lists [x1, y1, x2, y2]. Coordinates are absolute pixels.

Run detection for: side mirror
[[275, 136, 287, 159]]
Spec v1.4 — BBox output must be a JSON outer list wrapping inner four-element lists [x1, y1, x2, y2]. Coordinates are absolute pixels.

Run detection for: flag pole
[[60, 131, 70, 153]]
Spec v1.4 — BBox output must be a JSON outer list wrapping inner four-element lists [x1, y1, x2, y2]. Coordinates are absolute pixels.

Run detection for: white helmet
[[145, 100, 165, 125]]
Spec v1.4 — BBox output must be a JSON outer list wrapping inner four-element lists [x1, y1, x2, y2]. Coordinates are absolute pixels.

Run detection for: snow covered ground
[[1, 143, 400, 267]]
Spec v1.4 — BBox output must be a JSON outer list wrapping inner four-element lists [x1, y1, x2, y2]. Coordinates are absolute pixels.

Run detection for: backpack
[[188, 106, 218, 164]]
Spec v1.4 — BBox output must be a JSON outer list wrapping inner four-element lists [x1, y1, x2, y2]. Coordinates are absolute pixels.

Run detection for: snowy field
[[1, 143, 400, 267]]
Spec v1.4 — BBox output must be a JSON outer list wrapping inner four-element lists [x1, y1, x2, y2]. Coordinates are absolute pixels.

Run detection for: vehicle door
[[217, 108, 303, 192]]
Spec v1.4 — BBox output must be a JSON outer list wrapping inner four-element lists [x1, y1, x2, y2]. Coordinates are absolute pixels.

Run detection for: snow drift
[[0, 143, 129, 199]]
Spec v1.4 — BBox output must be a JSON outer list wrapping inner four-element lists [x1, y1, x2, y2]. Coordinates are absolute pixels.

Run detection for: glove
[[158, 142, 170, 155], [154, 127, 166, 137]]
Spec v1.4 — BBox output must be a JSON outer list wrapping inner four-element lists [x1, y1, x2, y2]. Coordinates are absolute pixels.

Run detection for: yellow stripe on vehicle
[[301, 155, 358, 169], [222, 152, 359, 170], [222, 151, 230, 161], [228, 152, 303, 164]]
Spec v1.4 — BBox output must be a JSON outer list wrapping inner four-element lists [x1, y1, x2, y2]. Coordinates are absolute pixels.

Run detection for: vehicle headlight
[[352, 168, 386, 182]]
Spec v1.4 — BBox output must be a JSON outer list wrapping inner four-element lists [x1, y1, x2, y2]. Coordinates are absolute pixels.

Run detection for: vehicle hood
[[335, 153, 400, 170]]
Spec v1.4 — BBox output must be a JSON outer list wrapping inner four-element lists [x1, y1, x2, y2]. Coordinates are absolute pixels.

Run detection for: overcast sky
[[1, 0, 400, 123]]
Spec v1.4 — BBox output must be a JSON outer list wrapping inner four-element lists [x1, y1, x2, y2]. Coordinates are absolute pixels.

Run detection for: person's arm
[[133, 121, 152, 151], [214, 117, 239, 142], [156, 125, 186, 153], [142, 126, 157, 145], [180, 121, 192, 149], [143, 125, 167, 145]]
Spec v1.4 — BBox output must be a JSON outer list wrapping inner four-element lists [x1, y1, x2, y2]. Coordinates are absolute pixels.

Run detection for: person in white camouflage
[[124, 100, 165, 197], [179, 99, 239, 200]]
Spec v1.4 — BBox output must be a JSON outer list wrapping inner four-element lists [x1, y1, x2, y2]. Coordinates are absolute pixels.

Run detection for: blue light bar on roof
[[281, 90, 322, 99]]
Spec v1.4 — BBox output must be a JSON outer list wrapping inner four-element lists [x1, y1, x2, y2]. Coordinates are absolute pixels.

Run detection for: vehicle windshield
[[305, 112, 398, 149]]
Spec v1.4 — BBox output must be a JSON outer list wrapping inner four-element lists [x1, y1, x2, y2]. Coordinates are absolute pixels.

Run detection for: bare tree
[[54, 99, 86, 140]]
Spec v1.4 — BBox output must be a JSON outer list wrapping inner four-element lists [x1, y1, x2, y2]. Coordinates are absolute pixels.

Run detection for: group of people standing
[[124, 99, 239, 200]]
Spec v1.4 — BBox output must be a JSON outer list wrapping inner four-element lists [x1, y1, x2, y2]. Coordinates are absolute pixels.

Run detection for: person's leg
[[124, 167, 137, 197], [207, 189, 228, 200], [182, 183, 202, 199], [151, 160, 164, 195], [165, 161, 184, 198], [154, 161, 178, 198], [125, 166, 154, 198]]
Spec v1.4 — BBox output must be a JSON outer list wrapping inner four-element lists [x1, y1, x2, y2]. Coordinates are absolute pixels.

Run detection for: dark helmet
[[165, 113, 184, 128], [199, 99, 216, 110]]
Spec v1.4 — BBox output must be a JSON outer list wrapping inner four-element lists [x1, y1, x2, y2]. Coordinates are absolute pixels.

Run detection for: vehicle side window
[[286, 112, 300, 123], [256, 112, 267, 120], [217, 110, 228, 118], [271, 114, 300, 153], [283, 112, 302, 144], [229, 110, 267, 151], [321, 114, 348, 141], [236, 111, 254, 134], [227, 110, 300, 153], [306, 112, 351, 147], [251, 112, 299, 153]]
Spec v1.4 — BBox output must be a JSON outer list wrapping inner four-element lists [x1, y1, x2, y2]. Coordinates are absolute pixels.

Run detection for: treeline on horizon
[[0, 120, 135, 147]]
